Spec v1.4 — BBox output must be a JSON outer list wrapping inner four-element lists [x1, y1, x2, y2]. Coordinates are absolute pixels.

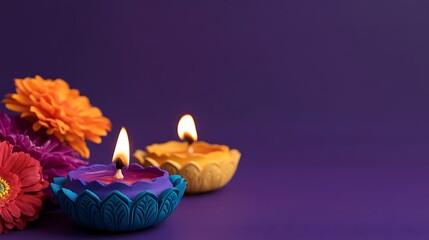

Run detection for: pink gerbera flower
[[0, 141, 48, 233]]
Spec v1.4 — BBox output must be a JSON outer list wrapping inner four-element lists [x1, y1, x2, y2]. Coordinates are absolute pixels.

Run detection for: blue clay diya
[[51, 164, 186, 231]]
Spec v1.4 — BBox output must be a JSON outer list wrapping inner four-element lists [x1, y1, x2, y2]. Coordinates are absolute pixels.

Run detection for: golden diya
[[134, 114, 241, 194]]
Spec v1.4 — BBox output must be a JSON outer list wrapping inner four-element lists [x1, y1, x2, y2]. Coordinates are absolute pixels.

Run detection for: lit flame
[[112, 127, 130, 167], [177, 114, 198, 143]]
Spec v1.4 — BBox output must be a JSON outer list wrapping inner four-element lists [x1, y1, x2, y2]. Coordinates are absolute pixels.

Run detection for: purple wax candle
[[62, 163, 172, 200]]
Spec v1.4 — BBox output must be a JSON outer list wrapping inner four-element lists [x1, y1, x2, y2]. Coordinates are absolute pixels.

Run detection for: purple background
[[2, 1, 429, 239]]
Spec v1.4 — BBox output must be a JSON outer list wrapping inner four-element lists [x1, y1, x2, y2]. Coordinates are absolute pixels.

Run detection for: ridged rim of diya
[[50, 175, 187, 231], [63, 164, 173, 200], [133, 141, 241, 194]]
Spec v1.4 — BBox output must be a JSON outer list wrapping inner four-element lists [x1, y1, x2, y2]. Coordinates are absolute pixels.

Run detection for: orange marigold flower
[[3, 75, 112, 158]]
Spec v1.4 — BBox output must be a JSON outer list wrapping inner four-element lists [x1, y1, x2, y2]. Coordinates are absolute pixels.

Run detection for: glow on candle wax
[[177, 114, 198, 153], [112, 127, 130, 179]]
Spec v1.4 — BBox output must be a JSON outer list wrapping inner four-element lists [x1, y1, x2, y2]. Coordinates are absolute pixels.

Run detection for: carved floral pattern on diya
[[134, 114, 241, 194], [51, 174, 186, 231]]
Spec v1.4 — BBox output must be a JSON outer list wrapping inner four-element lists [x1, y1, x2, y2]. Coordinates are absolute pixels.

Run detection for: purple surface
[[1, 0, 429, 239]]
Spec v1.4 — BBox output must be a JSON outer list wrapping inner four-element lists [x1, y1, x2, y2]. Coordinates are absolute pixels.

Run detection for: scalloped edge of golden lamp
[[133, 149, 241, 194]]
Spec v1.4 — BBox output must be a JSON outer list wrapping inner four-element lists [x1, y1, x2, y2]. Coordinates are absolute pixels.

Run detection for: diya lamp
[[50, 127, 187, 231], [134, 114, 241, 194]]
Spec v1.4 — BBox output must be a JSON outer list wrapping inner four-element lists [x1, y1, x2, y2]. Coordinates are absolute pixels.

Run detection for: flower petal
[[0, 141, 13, 167], [7, 202, 21, 218], [3, 76, 112, 158], [1, 207, 14, 223], [15, 199, 36, 216]]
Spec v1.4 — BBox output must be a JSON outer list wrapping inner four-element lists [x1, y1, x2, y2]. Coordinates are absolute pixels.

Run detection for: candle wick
[[187, 144, 194, 154], [114, 158, 125, 179], [183, 133, 194, 144], [116, 158, 125, 169], [183, 133, 195, 154], [114, 169, 124, 180]]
